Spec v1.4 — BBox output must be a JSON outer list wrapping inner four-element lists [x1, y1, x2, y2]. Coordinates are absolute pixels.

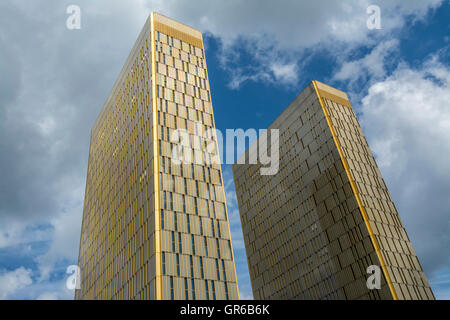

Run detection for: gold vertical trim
[[312, 81, 398, 300], [204, 55, 240, 300], [151, 12, 163, 300]]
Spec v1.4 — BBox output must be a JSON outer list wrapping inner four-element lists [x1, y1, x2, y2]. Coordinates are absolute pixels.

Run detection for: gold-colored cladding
[[312, 80, 399, 300], [152, 12, 239, 299], [315, 88, 352, 109], [154, 21, 203, 48], [151, 12, 163, 300]]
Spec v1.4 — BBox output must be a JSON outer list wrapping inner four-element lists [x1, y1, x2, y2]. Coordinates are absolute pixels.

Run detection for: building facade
[[232, 81, 434, 300], [75, 13, 239, 300]]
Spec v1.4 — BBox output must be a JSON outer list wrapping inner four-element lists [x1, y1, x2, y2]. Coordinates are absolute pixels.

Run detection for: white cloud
[[0, 222, 52, 249], [146, 0, 442, 48], [239, 291, 254, 300], [142, 0, 443, 88], [36, 201, 83, 282], [270, 62, 298, 85], [333, 39, 398, 84], [36, 292, 59, 300], [429, 270, 450, 299], [13, 277, 74, 300], [0, 0, 447, 300], [0, 267, 33, 299], [360, 53, 450, 277]]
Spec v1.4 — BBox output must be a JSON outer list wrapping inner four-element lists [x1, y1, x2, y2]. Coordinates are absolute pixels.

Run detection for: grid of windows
[[75, 13, 238, 300], [154, 24, 238, 300], [322, 95, 434, 300], [233, 81, 434, 300], [75, 17, 154, 300]]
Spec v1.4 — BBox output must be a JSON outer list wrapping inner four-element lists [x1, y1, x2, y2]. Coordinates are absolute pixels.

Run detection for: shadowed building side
[[232, 81, 434, 300]]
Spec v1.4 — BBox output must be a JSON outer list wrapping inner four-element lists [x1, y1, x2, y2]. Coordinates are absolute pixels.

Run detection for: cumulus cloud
[[360, 53, 450, 276], [0, 0, 447, 299], [0, 0, 149, 297], [143, 0, 443, 88], [270, 63, 299, 85], [146, 0, 443, 48], [0, 267, 33, 299], [333, 39, 399, 85], [36, 201, 83, 282]]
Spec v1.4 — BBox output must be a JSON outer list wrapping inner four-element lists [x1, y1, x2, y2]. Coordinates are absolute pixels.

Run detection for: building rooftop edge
[[234, 81, 350, 166], [152, 12, 203, 40]]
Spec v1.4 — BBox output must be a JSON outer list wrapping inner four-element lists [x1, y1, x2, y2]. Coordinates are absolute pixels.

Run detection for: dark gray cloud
[[0, 1, 148, 228]]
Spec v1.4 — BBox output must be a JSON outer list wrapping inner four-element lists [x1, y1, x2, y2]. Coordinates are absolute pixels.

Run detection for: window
[[200, 256, 204, 278], [196, 181, 199, 197], [224, 282, 229, 300], [211, 281, 216, 300], [205, 280, 209, 300], [172, 231, 175, 252], [191, 279, 196, 300], [217, 221, 221, 238], [162, 252, 166, 275], [215, 259, 220, 280], [163, 191, 167, 210], [216, 238, 221, 258], [222, 260, 227, 281], [170, 276, 174, 300]]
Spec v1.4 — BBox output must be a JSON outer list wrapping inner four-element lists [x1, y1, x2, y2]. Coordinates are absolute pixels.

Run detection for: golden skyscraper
[[75, 13, 239, 300], [233, 81, 434, 300]]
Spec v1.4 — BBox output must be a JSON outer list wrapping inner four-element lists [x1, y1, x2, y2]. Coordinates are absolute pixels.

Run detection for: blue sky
[[0, 1, 449, 300]]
